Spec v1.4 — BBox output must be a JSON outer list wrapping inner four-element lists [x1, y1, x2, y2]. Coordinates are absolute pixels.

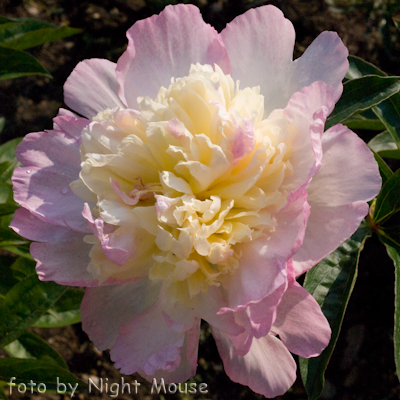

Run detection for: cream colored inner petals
[[73, 63, 294, 299]]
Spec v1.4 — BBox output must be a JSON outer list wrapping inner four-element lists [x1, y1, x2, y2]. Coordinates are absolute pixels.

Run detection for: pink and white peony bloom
[[11, 4, 381, 398]]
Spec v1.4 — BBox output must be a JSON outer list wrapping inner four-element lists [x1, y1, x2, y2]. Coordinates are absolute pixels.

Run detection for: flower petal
[[222, 191, 309, 309], [212, 328, 296, 398], [220, 6, 348, 115], [272, 281, 331, 358], [81, 279, 159, 351], [12, 166, 88, 232], [116, 4, 230, 108], [110, 300, 195, 375], [220, 5, 295, 115], [10, 207, 73, 242], [293, 124, 381, 275], [281, 81, 336, 199], [64, 59, 125, 118], [139, 319, 200, 384], [31, 234, 97, 286], [290, 31, 349, 102]]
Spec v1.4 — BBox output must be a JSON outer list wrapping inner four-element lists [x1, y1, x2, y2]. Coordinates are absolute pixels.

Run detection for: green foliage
[[4, 331, 67, 369], [300, 223, 371, 400], [0, 358, 85, 393], [0, 16, 81, 51], [0, 275, 68, 348], [0, 15, 81, 80], [326, 76, 400, 129]]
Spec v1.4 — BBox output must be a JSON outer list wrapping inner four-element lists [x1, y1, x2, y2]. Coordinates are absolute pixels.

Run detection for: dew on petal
[[61, 187, 69, 194]]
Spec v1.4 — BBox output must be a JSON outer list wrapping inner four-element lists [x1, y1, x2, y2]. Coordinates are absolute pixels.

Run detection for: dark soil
[[0, 0, 400, 399]]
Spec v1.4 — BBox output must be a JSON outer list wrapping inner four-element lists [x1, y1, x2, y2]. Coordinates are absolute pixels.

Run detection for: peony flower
[[11, 4, 381, 397]]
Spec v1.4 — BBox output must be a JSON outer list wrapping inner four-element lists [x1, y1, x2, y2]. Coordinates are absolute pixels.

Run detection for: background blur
[[0, 0, 400, 399]]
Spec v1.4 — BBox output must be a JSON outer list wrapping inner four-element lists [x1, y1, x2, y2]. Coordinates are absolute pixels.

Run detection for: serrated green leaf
[[383, 244, 400, 384], [373, 168, 400, 224], [0, 47, 51, 80], [4, 331, 67, 369], [0, 358, 85, 393], [326, 76, 400, 130], [300, 223, 371, 400], [0, 276, 68, 348]]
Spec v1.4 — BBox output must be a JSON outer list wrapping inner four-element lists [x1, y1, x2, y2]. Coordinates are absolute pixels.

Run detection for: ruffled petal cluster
[[11, 4, 381, 398]]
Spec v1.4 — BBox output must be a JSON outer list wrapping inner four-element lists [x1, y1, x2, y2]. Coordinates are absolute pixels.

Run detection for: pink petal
[[212, 328, 296, 398], [16, 130, 81, 179], [12, 166, 88, 233], [31, 235, 97, 287], [116, 4, 230, 108], [64, 59, 125, 118], [293, 124, 381, 275], [162, 285, 244, 337], [272, 281, 331, 358], [52, 114, 88, 138], [220, 6, 348, 115], [291, 31, 349, 102], [280, 81, 336, 200], [140, 319, 200, 383], [110, 300, 195, 375], [81, 279, 159, 351], [221, 191, 310, 310], [220, 5, 295, 115], [82, 204, 131, 266], [10, 207, 73, 242]]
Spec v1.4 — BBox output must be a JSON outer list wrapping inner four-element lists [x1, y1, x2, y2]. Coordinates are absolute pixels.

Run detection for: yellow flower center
[[73, 64, 295, 300]]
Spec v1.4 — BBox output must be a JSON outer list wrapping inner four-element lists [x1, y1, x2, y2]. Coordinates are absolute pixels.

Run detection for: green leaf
[[342, 115, 385, 131], [10, 257, 36, 278], [0, 256, 19, 297], [4, 331, 67, 369], [0, 17, 81, 51], [33, 310, 81, 328], [373, 168, 400, 224], [383, 244, 400, 383], [326, 76, 400, 130], [368, 147, 393, 185], [344, 55, 400, 150], [346, 55, 386, 80], [0, 138, 21, 164], [368, 130, 400, 159], [0, 358, 85, 393], [0, 47, 51, 80], [33, 288, 84, 328], [372, 96, 400, 151], [299, 223, 371, 400], [0, 275, 68, 348]]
